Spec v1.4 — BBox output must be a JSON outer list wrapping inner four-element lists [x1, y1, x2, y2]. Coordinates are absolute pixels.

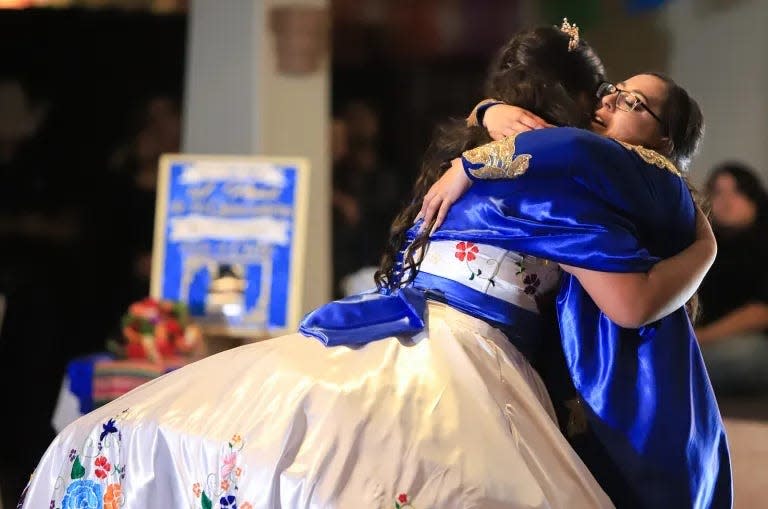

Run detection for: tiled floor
[[724, 417, 768, 509]]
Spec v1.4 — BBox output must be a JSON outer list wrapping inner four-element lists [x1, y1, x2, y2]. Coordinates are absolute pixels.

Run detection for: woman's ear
[[658, 136, 673, 156]]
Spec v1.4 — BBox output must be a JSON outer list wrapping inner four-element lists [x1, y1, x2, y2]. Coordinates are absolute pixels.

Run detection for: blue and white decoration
[[151, 155, 309, 336]]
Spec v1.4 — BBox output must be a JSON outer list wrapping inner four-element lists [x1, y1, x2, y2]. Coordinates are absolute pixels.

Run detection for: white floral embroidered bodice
[[418, 240, 562, 314]]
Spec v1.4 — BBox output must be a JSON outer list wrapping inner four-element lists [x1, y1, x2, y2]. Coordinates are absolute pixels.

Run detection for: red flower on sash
[[455, 241, 479, 262]]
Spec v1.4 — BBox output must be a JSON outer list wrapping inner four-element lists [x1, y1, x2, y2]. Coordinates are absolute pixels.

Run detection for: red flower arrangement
[[115, 297, 203, 364]]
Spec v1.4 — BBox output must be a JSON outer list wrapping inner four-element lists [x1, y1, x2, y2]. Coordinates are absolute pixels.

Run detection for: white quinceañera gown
[[21, 242, 613, 509]]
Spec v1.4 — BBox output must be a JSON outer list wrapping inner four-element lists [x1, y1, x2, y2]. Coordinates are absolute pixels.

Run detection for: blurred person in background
[[0, 75, 86, 509], [697, 161, 768, 395], [330, 113, 361, 297], [331, 100, 401, 297], [96, 94, 182, 321]]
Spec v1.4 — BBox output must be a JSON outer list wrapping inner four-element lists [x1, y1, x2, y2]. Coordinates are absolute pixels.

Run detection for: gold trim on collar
[[462, 133, 532, 180], [616, 140, 681, 176]]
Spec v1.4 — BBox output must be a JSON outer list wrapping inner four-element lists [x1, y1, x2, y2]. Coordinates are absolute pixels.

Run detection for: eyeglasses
[[596, 82, 664, 125]]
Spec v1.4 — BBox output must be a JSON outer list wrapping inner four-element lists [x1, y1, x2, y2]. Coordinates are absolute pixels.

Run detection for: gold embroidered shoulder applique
[[616, 140, 681, 176], [462, 133, 532, 179]]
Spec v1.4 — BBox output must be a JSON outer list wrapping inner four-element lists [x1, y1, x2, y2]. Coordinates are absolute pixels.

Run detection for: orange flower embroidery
[[103, 483, 122, 509]]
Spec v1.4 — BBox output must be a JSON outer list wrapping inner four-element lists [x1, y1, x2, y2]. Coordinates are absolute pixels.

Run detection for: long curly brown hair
[[374, 26, 606, 290]]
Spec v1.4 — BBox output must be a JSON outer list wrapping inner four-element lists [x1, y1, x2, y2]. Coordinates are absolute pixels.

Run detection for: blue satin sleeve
[[434, 128, 694, 271]]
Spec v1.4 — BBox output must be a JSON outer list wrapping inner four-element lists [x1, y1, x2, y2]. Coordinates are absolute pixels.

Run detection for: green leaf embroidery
[[469, 273, 475, 280], [201, 491, 213, 509], [477, 269, 482, 276], [70, 456, 85, 480]]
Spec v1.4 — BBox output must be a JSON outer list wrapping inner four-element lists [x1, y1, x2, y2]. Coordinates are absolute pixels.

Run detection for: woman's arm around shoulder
[[562, 206, 716, 328]]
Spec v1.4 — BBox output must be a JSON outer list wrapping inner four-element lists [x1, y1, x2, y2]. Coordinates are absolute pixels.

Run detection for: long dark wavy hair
[[374, 26, 606, 290]]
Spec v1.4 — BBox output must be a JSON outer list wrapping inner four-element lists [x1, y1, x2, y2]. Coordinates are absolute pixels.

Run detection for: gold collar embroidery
[[615, 140, 681, 176]]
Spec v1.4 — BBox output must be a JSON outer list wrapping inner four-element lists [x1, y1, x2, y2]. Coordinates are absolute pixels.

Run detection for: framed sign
[[151, 154, 309, 338]]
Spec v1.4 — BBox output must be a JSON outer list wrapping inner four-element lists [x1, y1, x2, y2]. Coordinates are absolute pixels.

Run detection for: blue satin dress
[[302, 128, 732, 508]]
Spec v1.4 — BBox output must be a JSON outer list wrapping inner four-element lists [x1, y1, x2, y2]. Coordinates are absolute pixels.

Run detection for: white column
[[182, 1, 263, 154], [259, 0, 331, 313], [182, 0, 331, 319]]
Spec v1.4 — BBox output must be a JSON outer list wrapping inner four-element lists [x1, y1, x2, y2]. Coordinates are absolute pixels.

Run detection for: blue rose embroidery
[[61, 480, 103, 509]]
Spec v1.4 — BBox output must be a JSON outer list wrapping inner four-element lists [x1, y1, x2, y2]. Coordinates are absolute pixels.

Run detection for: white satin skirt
[[21, 302, 613, 508]]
